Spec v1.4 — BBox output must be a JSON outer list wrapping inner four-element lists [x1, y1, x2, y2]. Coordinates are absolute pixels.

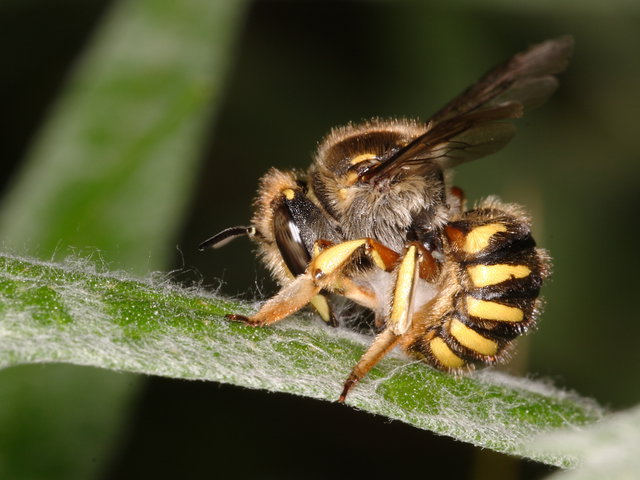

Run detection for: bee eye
[[273, 201, 311, 277]]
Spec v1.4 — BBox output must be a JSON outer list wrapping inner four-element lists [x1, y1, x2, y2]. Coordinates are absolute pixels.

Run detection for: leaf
[[0, 0, 247, 478], [529, 405, 640, 479], [0, 0, 247, 271], [0, 253, 604, 468]]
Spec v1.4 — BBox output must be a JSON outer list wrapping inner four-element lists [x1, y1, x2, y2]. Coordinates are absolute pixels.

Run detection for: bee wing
[[430, 35, 573, 125], [363, 36, 573, 180]]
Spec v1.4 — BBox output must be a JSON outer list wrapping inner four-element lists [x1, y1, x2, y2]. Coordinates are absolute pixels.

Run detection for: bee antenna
[[198, 226, 255, 251]]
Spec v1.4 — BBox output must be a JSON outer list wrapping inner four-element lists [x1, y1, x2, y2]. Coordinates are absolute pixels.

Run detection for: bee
[[200, 36, 572, 402]]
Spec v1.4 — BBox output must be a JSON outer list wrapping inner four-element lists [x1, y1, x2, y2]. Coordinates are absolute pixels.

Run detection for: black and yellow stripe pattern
[[410, 206, 550, 371]]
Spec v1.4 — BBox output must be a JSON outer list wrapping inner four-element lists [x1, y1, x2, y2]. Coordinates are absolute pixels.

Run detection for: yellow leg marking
[[466, 296, 524, 322], [364, 239, 400, 271], [350, 153, 377, 165], [430, 337, 465, 368], [370, 249, 387, 271], [449, 319, 498, 356], [282, 188, 295, 200], [463, 223, 507, 254], [467, 264, 531, 287], [312, 239, 366, 277], [310, 295, 331, 323], [389, 245, 417, 334]]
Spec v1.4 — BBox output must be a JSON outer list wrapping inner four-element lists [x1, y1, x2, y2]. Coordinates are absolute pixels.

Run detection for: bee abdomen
[[420, 314, 503, 370], [411, 205, 551, 371]]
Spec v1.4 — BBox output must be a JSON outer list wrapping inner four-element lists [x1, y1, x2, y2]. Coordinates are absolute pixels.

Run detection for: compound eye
[[273, 202, 311, 277]]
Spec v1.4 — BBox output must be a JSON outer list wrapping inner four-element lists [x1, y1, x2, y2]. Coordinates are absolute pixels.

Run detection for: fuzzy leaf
[[0, 253, 603, 468], [530, 405, 640, 479]]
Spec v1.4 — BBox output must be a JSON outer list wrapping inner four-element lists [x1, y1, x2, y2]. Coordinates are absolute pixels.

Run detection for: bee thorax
[[341, 176, 446, 251]]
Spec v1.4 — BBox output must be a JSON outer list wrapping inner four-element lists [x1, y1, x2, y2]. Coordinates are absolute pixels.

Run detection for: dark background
[[2, 1, 639, 478]]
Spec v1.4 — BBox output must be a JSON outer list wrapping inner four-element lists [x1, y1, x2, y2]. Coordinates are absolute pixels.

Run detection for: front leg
[[226, 274, 320, 326], [229, 238, 401, 327]]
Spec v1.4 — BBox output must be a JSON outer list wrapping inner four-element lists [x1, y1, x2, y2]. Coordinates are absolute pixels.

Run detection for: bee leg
[[227, 274, 321, 326], [339, 243, 428, 402], [338, 328, 401, 403], [312, 237, 400, 272], [448, 186, 466, 215], [236, 240, 354, 326], [336, 277, 376, 311], [310, 293, 338, 327], [388, 243, 433, 334], [231, 238, 394, 328], [310, 238, 398, 279], [312, 238, 400, 316]]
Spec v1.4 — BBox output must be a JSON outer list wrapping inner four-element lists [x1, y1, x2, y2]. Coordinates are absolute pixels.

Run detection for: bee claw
[[225, 313, 256, 326], [338, 375, 359, 404]]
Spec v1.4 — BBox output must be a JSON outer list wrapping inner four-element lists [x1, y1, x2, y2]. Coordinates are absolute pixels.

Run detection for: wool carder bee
[[200, 36, 572, 402]]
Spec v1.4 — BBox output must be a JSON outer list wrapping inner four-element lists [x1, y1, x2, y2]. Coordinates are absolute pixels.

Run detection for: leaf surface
[[0, 253, 603, 469]]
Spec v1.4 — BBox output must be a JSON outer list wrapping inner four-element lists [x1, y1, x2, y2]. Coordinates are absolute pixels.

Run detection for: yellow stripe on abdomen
[[430, 337, 465, 368], [467, 264, 531, 287], [466, 296, 524, 322], [463, 223, 507, 254], [449, 319, 498, 356]]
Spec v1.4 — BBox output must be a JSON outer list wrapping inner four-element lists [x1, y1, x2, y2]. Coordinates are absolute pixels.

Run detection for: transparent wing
[[362, 36, 573, 181]]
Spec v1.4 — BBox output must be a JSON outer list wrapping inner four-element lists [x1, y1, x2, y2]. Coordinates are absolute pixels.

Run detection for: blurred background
[[1, 0, 639, 478]]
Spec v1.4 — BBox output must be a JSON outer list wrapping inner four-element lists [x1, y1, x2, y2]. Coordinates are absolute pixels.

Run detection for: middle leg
[[338, 242, 440, 402]]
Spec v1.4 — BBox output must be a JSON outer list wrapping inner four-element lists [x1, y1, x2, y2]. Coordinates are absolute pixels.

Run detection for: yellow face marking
[[313, 239, 366, 277], [430, 337, 465, 368], [463, 223, 507, 254], [350, 153, 377, 165], [467, 264, 531, 288], [282, 188, 295, 200], [338, 188, 349, 201], [390, 245, 417, 334], [466, 296, 524, 322], [310, 295, 331, 323], [449, 319, 498, 356]]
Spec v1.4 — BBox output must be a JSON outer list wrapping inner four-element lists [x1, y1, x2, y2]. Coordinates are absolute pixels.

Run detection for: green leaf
[[0, 1, 247, 478], [0, 253, 604, 468]]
